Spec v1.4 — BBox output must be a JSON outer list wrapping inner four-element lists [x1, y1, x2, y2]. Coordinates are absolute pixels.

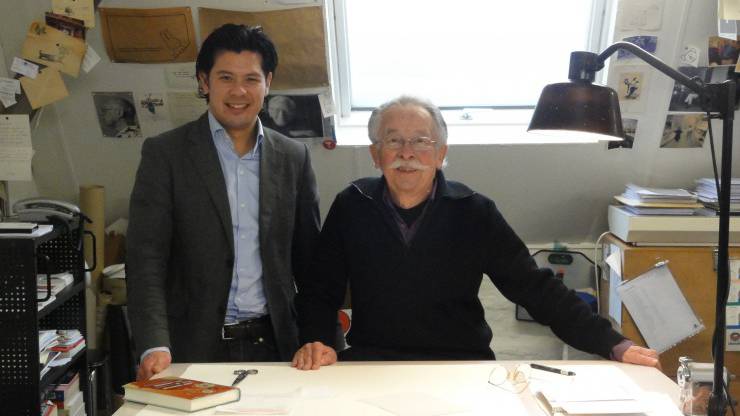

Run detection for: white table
[[113, 360, 680, 415]]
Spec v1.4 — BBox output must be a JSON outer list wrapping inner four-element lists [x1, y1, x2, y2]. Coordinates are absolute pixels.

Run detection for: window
[[330, 0, 614, 144]]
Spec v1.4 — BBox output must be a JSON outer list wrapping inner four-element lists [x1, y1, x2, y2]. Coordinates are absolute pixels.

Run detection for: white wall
[[0, 0, 736, 244]]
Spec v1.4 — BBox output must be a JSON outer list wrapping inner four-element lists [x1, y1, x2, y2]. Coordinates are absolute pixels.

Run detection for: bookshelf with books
[[0, 219, 91, 416]]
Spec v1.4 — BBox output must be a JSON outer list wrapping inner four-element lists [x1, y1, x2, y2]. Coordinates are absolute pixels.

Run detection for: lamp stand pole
[[570, 42, 734, 415], [708, 80, 734, 416]]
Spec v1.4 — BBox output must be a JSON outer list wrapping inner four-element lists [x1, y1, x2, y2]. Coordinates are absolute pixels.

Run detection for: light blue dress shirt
[[208, 111, 268, 323]]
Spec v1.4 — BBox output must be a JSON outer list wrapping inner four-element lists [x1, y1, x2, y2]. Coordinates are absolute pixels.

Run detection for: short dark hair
[[196, 24, 278, 79]]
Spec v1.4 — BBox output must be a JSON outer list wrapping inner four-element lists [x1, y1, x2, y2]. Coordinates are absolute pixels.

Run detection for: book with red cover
[[123, 377, 240, 412]]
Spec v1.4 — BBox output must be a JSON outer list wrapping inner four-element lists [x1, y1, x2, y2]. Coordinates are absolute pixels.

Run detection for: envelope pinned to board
[[20, 68, 69, 109], [21, 22, 86, 78]]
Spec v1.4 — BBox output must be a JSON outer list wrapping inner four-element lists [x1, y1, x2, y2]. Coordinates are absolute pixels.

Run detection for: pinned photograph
[[659, 114, 708, 148], [617, 72, 643, 100], [92, 92, 142, 138], [260, 95, 324, 139], [608, 118, 637, 149], [44, 12, 85, 39], [708, 36, 740, 66], [617, 36, 657, 60], [668, 67, 707, 111]]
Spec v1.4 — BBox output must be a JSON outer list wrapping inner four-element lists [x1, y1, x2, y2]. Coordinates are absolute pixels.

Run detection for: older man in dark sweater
[[292, 96, 660, 370]]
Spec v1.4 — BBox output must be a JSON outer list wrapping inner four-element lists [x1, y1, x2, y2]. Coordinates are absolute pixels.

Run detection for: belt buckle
[[222, 321, 238, 340]]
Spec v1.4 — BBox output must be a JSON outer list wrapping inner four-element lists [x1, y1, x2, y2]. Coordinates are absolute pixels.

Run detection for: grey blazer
[[126, 113, 320, 362]]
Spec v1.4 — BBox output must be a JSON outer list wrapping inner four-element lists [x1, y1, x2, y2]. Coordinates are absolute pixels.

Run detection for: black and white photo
[[92, 92, 142, 138], [260, 94, 324, 139]]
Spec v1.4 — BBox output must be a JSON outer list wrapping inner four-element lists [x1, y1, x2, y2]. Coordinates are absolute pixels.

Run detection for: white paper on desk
[[642, 392, 683, 415], [617, 263, 704, 352], [215, 392, 298, 415], [531, 365, 646, 415], [360, 392, 467, 416]]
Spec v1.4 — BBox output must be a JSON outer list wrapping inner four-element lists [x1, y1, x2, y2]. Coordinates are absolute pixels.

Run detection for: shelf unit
[[0, 223, 90, 416]]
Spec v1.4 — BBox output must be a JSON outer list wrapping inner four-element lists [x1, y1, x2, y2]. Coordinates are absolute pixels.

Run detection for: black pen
[[530, 363, 576, 376]]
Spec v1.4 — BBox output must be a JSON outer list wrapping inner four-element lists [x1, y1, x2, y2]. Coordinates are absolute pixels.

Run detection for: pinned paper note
[[82, 46, 101, 73], [718, 19, 738, 41], [616, 0, 663, 31], [164, 63, 198, 90], [318, 91, 335, 117], [0, 78, 21, 96], [20, 68, 69, 109], [168, 91, 207, 127], [21, 22, 86, 77], [0, 115, 34, 181], [11, 57, 39, 79]]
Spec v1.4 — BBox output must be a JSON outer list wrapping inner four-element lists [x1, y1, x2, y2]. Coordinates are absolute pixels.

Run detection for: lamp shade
[[528, 82, 624, 141]]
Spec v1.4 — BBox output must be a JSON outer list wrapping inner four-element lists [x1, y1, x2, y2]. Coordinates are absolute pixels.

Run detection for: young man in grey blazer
[[127, 24, 320, 380]]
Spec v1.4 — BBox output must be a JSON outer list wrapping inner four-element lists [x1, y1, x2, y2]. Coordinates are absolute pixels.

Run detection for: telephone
[[12, 197, 80, 222]]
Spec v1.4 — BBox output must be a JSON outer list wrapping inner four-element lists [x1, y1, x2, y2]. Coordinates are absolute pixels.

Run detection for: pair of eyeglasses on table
[[488, 363, 576, 394]]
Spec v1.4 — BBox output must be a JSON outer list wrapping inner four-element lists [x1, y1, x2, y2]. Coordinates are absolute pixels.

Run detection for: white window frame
[[325, 0, 617, 145]]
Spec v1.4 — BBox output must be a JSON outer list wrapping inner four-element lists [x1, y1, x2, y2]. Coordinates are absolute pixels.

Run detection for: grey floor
[[480, 277, 603, 361]]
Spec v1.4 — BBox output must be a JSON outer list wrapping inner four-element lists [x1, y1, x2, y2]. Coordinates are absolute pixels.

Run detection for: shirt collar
[[207, 111, 264, 155]]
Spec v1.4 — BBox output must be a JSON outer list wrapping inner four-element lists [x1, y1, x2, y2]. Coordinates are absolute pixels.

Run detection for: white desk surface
[[113, 360, 680, 415]]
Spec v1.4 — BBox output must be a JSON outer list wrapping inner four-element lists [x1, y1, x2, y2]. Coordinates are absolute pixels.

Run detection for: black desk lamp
[[528, 41, 735, 416]]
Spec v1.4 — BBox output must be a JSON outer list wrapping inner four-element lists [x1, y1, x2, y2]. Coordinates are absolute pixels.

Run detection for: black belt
[[221, 315, 272, 342]]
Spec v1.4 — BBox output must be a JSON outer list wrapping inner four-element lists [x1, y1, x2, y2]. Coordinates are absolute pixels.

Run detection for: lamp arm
[[594, 41, 706, 96]]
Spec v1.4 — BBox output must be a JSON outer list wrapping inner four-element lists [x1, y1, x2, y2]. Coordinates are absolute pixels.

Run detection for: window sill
[[334, 109, 605, 146]]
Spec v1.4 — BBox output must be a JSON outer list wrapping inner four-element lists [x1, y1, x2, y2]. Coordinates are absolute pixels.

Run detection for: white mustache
[[387, 159, 431, 171]]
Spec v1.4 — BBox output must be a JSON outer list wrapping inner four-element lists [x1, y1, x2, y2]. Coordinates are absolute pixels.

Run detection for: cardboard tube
[[80, 185, 105, 291]]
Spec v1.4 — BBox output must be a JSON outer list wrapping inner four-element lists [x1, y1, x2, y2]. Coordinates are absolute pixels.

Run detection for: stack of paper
[[615, 184, 701, 216], [37, 272, 74, 297], [531, 365, 649, 415], [695, 177, 740, 213]]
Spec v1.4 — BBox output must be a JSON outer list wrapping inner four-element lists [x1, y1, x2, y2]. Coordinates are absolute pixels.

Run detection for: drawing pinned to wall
[[608, 66, 649, 113], [608, 118, 637, 150], [679, 45, 700, 67], [616, 0, 664, 31], [260, 94, 325, 139], [708, 36, 739, 66], [92, 92, 142, 138], [135, 92, 170, 137], [52, 0, 95, 28], [199, 7, 329, 90], [659, 114, 708, 149], [99, 7, 198, 63], [21, 22, 86, 77], [617, 36, 658, 60]]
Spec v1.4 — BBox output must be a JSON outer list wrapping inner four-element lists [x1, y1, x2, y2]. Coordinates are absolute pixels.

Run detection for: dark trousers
[[339, 345, 495, 361]]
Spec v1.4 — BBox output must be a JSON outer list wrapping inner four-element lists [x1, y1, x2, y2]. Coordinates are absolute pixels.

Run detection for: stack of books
[[38, 329, 86, 378], [37, 272, 75, 311], [614, 183, 702, 216], [43, 371, 85, 416], [695, 177, 740, 215]]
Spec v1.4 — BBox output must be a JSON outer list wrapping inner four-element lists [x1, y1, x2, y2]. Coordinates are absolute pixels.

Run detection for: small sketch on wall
[[618, 73, 643, 100], [608, 66, 649, 113], [92, 92, 142, 138], [659, 114, 707, 149], [608, 118, 637, 150]]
